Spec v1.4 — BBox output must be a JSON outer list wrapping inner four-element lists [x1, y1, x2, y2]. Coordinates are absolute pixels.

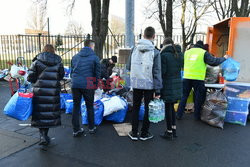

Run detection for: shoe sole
[[89, 131, 96, 134], [139, 136, 154, 141], [73, 131, 84, 137], [128, 134, 138, 141]]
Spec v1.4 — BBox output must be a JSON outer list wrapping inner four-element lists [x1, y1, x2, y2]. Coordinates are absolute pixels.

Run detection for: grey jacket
[[126, 39, 162, 93]]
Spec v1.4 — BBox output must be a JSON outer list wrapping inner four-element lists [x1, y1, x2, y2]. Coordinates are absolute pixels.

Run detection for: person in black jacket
[[100, 56, 117, 92], [160, 38, 184, 140], [71, 40, 101, 136], [27, 44, 64, 146]]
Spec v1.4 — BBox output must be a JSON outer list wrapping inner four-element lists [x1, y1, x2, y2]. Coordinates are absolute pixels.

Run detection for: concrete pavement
[[1, 81, 250, 167]]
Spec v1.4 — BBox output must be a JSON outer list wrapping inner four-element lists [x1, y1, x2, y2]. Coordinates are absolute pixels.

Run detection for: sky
[[0, 0, 217, 35]]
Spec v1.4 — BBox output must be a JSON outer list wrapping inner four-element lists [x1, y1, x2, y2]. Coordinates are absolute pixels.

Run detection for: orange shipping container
[[206, 17, 250, 82]]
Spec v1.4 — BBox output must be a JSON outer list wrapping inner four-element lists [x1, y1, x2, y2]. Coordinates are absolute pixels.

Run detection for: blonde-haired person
[[28, 44, 64, 146], [160, 38, 184, 140]]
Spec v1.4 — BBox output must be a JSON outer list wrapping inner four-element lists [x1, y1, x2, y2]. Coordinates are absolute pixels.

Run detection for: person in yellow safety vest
[[176, 40, 228, 120]]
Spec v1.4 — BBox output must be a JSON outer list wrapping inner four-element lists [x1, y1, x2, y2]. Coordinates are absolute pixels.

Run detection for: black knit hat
[[195, 40, 204, 48], [111, 56, 117, 63]]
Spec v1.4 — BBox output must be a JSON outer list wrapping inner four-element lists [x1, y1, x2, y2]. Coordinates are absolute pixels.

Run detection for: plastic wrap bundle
[[205, 65, 220, 84], [148, 99, 165, 123], [201, 90, 227, 129], [122, 91, 133, 111]]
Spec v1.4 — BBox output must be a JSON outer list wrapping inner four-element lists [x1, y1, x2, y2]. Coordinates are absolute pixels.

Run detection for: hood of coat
[[136, 39, 155, 53], [37, 52, 62, 66], [79, 47, 95, 57]]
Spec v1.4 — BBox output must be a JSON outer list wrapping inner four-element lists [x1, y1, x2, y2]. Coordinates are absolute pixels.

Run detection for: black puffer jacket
[[100, 59, 115, 79], [27, 52, 64, 128]]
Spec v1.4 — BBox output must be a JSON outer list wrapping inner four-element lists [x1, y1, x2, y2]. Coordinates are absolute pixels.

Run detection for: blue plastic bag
[[64, 67, 71, 78], [82, 100, 104, 125], [65, 99, 74, 114], [105, 98, 128, 123], [60, 93, 72, 110], [139, 104, 145, 121], [4, 92, 33, 121], [222, 58, 240, 81]]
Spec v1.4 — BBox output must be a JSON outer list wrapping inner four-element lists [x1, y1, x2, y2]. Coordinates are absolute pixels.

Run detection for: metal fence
[[0, 34, 206, 69]]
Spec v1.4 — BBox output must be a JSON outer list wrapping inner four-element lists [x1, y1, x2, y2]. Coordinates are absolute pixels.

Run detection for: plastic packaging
[[81, 100, 104, 125], [104, 98, 128, 123], [148, 99, 165, 123], [4, 92, 33, 121], [94, 89, 103, 102], [101, 96, 126, 116], [221, 58, 240, 81], [205, 65, 220, 84], [201, 90, 227, 129]]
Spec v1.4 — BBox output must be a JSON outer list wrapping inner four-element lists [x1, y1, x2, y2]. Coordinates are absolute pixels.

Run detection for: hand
[[154, 93, 161, 99], [224, 55, 229, 59]]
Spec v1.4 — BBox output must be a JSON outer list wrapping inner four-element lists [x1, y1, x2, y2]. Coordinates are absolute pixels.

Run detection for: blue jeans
[[177, 79, 206, 119]]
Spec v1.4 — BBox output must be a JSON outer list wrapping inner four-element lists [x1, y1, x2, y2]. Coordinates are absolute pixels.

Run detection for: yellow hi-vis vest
[[184, 48, 207, 80]]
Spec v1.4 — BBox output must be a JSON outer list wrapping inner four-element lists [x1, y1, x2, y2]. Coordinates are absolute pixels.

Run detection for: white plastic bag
[[10, 65, 22, 78], [94, 89, 103, 102], [101, 96, 126, 116]]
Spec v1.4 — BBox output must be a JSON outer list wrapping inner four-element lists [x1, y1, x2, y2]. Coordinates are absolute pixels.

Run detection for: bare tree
[[232, 0, 250, 17], [212, 0, 250, 20], [27, 2, 47, 30], [180, 0, 213, 51], [212, 0, 233, 20], [36, 0, 110, 59], [65, 21, 84, 36], [146, 0, 174, 38]]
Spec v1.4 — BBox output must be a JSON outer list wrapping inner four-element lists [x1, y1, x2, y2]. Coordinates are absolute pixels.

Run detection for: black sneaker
[[140, 132, 154, 141], [73, 128, 84, 137], [160, 131, 173, 140], [128, 131, 138, 141], [89, 127, 97, 134]]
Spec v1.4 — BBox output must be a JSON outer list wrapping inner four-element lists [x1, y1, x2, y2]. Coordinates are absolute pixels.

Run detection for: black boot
[[39, 129, 50, 146], [160, 131, 173, 140], [172, 129, 178, 138]]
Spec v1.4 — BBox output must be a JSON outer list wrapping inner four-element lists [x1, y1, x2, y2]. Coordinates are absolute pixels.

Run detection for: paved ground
[[1, 81, 250, 167]]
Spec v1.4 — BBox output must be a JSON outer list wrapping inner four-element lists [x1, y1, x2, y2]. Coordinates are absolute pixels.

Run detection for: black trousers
[[132, 89, 154, 135], [72, 88, 95, 131], [165, 103, 176, 131], [177, 79, 206, 119], [39, 128, 49, 136]]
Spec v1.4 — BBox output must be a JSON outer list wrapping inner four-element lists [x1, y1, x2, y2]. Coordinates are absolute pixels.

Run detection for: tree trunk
[[181, 0, 187, 51], [165, 0, 173, 38], [90, 0, 110, 59], [232, 0, 250, 17]]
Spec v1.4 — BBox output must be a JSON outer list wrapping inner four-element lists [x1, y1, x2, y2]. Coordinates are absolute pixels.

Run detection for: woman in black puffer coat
[[28, 44, 64, 146]]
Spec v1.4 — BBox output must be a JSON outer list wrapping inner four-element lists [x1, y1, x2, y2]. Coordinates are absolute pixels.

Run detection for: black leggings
[[165, 102, 176, 131]]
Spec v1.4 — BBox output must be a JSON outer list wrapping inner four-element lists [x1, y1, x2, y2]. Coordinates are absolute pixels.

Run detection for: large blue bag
[[105, 98, 128, 123], [65, 99, 74, 114], [221, 58, 240, 81], [82, 100, 104, 125], [4, 92, 33, 121], [60, 93, 72, 110], [139, 104, 145, 121]]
